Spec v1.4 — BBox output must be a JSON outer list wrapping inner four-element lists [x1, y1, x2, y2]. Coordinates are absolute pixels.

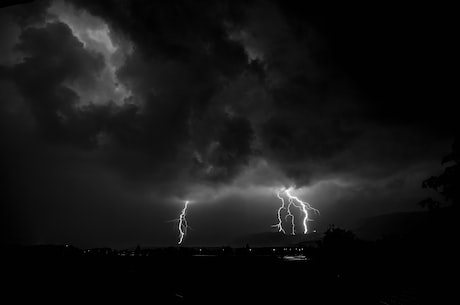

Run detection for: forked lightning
[[273, 187, 319, 235]]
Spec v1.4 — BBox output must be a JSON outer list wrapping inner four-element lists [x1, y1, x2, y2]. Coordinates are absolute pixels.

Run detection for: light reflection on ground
[[282, 255, 309, 261]]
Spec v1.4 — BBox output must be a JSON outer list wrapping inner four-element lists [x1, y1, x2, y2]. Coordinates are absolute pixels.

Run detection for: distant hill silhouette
[[353, 208, 453, 240], [230, 231, 322, 247]]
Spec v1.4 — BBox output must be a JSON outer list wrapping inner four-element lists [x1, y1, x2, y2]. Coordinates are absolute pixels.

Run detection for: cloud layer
[[1, 0, 455, 246]]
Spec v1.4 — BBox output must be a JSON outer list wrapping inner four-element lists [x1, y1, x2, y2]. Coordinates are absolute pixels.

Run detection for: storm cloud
[[1, 0, 456, 246]]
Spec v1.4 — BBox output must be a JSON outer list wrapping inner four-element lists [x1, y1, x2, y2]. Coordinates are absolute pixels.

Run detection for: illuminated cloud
[[47, 0, 132, 106]]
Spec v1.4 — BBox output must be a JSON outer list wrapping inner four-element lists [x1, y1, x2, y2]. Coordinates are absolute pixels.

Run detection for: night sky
[[1, 0, 456, 248]]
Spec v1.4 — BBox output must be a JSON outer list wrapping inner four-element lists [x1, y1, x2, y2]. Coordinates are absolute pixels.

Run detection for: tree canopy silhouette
[[322, 226, 356, 249], [420, 137, 459, 210]]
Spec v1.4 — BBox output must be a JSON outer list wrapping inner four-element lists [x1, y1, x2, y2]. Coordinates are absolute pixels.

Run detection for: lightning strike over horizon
[[178, 200, 190, 245], [273, 187, 319, 235], [286, 188, 320, 234], [286, 199, 296, 235], [272, 189, 287, 234]]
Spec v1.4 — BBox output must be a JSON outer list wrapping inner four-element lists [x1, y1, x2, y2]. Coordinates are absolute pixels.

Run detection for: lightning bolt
[[286, 198, 296, 235], [178, 200, 189, 245], [273, 187, 319, 235], [272, 189, 287, 233], [285, 187, 319, 234]]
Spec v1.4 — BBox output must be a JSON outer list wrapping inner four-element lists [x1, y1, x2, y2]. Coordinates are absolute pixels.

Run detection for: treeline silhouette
[[420, 136, 459, 210]]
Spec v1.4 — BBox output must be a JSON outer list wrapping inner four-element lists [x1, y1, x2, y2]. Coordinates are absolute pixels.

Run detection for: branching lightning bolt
[[285, 188, 319, 234], [272, 189, 287, 233], [273, 187, 319, 235], [178, 200, 189, 245], [286, 199, 296, 235]]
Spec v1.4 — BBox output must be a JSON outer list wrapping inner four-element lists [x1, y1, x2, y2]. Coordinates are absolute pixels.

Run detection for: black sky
[[1, 0, 456, 247]]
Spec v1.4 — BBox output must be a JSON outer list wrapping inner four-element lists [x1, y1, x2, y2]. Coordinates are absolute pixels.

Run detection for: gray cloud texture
[[1, 0, 455, 246]]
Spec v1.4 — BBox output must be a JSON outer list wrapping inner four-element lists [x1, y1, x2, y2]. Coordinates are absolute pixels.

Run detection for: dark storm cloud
[[1, 0, 456, 246], [235, 1, 457, 186], [4, 21, 105, 143], [73, 0, 257, 184], [2, 0, 455, 188], [70, 0, 249, 60], [191, 114, 255, 181], [1, 0, 258, 188], [275, 2, 457, 131]]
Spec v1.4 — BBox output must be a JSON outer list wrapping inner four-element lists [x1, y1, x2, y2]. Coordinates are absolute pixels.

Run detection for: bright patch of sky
[[48, 0, 133, 106]]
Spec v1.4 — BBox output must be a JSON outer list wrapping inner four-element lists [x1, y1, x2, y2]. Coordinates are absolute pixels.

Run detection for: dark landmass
[[230, 230, 322, 247], [2, 208, 456, 304]]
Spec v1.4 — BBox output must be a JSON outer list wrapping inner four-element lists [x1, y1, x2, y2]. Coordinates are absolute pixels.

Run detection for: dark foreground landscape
[[3, 210, 456, 305]]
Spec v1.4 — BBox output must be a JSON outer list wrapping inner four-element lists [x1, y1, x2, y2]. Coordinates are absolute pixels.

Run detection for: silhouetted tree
[[420, 137, 459, 210], [323, 227, 356, 249], [418, 197, 440, 211]]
